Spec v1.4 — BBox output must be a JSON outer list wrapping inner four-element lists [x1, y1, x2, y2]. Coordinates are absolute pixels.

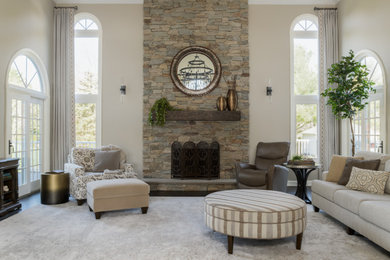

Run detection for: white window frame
[[290, 14, 319, 160], [342, 49, 387, 154], [74, 13, 102, 148], [5, 48, 50, 196]]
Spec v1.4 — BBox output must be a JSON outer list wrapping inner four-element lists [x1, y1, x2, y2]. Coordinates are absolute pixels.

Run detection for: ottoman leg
[[346, 227, 355, 235], [296, 232, 303, 250], [89, 206, 93, 212], [95, 212, 102, 219], [141, 207, 148, 214], [313, 206, 320, 212], [227, 235, 234, 254]]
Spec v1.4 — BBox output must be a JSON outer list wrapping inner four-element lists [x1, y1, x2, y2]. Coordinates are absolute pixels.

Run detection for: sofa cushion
[[385, 160, 390, 194], [333, 189, 390, 214], [311, 180, 348, 202], [346, 167, 390, 195], [338, 159, 380, 185], [326, 155, 362, 182], [359, 200, 390, 233], [93, 150, 121, 172], [355, 151, 390, 171]]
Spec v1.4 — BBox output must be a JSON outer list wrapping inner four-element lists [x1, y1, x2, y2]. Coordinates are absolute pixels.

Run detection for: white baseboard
[[287, 180, 312, 187]]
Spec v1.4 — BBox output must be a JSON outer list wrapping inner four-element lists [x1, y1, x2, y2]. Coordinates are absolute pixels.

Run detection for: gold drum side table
[[41, 171, 69, 205]]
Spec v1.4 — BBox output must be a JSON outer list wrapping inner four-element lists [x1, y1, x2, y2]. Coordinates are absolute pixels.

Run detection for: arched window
[[6, 49, 49, 196], [290, 15, 319, 159], [74, 13, 101, 148], [352, 51, 386, 153]]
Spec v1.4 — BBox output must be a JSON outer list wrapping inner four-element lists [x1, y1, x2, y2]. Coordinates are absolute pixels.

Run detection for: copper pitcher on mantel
[[226, 76, 238, 111]]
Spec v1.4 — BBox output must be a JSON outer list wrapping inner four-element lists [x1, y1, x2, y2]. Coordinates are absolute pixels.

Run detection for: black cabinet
[[0, 158, 21, 219]]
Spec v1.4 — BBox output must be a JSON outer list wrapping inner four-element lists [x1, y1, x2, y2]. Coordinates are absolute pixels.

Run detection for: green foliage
[[148, 97, 174, 127], [292, 155, 303, 161], [321, 50, 375, 120], [321, 50, 375, 156]]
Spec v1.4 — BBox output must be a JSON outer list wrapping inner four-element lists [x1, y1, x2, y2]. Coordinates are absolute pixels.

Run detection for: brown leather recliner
[[235, 142, 290, 192]]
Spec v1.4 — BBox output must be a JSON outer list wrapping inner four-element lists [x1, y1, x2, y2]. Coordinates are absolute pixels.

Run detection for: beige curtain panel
[[51, 8, 75, 170]]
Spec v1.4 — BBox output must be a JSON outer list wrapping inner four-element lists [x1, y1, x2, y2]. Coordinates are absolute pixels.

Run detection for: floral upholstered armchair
[[64, 144, 138, 205]]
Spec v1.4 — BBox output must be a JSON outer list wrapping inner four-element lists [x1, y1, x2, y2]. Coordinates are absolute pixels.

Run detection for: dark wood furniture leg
[[141, 207, 148, 214], [346, 227, 355, 235], [89, 206, 93, 212], [94, 212, 102, 219], [296, 232, 303, 250], [77, 199, 86, 206], [227, 235, 234, 254], [313, 206, 320, 212]]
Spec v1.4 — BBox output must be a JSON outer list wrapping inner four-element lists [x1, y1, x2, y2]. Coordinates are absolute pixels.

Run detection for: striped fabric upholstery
[[205, 190, 307, 239]]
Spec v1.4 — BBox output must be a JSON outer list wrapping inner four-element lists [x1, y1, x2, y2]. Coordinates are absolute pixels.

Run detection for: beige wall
[[0, 0, 53, 158], [248, 5, 318, 162], [76, 5, 144, 173], [338, 0, 390, 154]]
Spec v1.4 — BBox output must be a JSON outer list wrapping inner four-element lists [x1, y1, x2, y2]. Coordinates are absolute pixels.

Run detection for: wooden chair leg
[[141, 207, 148, 214], [227, 235, 234, 254], [313, 206, 320, 212], [77, 199, 86, 206], [95, 212, 102, 219], [296, 232, 303, 250], [346, 227, 355, 235]]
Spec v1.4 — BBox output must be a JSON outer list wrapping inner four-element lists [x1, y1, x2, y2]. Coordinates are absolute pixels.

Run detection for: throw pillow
[[72, 148, 95, 171], [338, 158, 380, 185], [346, 167, 390, 195], [326, 155, 363, 182], [385, 160, 390, 194], [93, 150, 121, 172]]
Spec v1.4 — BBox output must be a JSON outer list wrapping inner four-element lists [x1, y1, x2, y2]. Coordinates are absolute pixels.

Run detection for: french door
[[6, 94, 43, 196]]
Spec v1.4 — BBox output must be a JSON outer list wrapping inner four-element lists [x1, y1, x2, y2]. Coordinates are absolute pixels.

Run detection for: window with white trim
[[352, 51, 386, 153], [291, 15, 319, 159], [74, 14, 101, 148]]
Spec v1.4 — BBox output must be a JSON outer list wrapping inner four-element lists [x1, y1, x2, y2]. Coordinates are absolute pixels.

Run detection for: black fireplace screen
[[171, 141, 219, 179]]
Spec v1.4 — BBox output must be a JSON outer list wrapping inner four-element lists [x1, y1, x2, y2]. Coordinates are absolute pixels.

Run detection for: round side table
[[41, 171, 69, 205], [283, 164, 319, 204]]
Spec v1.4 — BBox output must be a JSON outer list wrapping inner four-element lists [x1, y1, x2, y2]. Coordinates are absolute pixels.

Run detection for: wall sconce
[[120, 85, 126, 104], [120, 85, 126, 95], [266, 86, 272, 96]]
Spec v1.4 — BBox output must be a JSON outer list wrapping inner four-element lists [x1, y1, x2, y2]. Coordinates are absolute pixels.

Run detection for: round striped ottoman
[[205, 189, 307, 254]]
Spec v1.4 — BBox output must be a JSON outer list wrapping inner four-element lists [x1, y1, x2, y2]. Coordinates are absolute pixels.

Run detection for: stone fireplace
[[143, 0, 249, 190]]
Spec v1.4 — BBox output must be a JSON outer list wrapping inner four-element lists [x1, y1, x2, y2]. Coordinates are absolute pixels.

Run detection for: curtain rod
[[314, 7, 337, 10], [54, 6, 78, 10]]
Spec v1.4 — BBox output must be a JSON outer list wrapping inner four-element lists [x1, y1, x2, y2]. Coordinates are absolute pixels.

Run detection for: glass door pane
[[10, 98, 27, 187], [29, 101, 43, 182]]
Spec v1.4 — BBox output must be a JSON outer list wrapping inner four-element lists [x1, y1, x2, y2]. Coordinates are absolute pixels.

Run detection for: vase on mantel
[[226, 76, 238, 111], [216, 96, 227, 111]]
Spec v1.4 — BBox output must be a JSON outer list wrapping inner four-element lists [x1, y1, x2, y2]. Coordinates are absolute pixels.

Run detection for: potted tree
[[321, 50, 375, 156]]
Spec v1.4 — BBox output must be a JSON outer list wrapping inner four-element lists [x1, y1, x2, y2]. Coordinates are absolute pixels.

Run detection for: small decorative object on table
[[226, 75, 238, 111], [288, 155, 315, 166], [3, 185, 9, 192]]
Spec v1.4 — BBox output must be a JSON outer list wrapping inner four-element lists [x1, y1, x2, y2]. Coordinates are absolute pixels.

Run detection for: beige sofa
[[312, 151, 390, 252]]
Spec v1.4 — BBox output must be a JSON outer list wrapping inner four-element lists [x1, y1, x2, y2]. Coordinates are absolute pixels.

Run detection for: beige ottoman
[[87, 179, 150, 219], [205, 189, 307, 254]]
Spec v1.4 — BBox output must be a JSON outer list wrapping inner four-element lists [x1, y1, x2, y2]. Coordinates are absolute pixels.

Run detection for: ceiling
[[53, 0, 340, 5]]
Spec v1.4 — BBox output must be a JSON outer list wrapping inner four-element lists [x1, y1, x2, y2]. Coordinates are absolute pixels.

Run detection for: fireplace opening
[[171, 141, 220, 179]]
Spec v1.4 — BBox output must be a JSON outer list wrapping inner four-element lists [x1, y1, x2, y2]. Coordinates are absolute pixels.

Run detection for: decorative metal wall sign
[[171, 141, 220, 179], [170, 46, 222, 96]]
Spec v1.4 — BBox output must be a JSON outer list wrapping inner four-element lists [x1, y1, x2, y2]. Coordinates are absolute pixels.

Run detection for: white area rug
[[0, 197, 389, 260]]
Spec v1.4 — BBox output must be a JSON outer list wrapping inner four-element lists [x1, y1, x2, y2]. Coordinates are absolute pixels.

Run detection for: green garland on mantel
[[148, 97, 174, 127]]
